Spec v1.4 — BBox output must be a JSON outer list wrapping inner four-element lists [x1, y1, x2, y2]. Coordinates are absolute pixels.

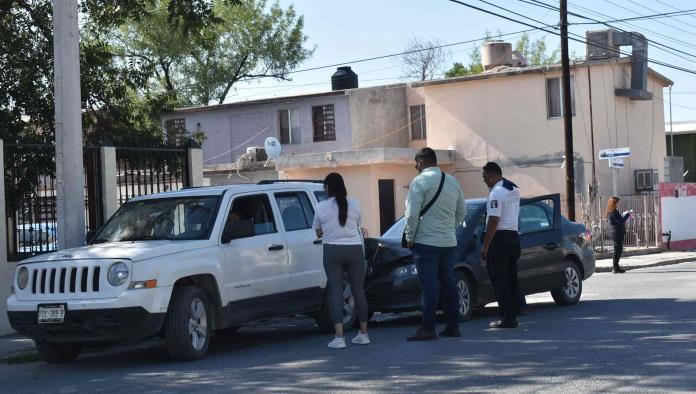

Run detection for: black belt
[[495, 230, 519, 235]]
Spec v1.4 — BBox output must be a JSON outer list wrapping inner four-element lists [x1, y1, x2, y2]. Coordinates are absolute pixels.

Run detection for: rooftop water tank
[[481, 42, 513, 70], [331, 66, 358, 90]]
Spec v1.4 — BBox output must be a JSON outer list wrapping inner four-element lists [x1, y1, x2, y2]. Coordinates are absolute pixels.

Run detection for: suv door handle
[[313, 239, 322, 245], [268, 244, 284, 251], [543, 242, 560, 251]]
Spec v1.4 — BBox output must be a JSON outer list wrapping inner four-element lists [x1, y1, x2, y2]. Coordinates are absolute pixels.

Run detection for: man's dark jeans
[[413, 243, 460, 331]]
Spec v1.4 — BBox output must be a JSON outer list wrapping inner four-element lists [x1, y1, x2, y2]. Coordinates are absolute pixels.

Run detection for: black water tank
[[331, 66, 358, 90]]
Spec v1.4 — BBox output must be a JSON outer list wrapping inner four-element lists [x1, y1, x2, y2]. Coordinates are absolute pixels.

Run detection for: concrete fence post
[[187, 140, 203, 188], [99, 146, 118, 220], [0, 140, 14, 335]]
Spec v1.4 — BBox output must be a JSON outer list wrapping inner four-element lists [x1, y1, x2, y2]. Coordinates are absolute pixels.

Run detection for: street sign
[[599, 147, 631, 159], [610, 158, 624, 168]]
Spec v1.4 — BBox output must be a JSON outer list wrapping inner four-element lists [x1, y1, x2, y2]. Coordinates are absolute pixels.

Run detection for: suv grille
[[30, 266, 101, 294]]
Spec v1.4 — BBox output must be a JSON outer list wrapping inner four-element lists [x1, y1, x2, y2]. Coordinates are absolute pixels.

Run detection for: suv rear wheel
[[165, 286, 212, 361], [315, 279, 357, 332], [34, 340, 81, 364], [551, 260, 583, 306]]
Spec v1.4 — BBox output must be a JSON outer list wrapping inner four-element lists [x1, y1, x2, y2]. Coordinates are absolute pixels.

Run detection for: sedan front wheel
[[551, 260, 583, 306]]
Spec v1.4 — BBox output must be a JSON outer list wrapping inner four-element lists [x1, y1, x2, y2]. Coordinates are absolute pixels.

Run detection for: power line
[[569, 8, 696, 25], [522, 0, 696, 62], [447, 0, 696, 74], [613, 0, 696, 39]]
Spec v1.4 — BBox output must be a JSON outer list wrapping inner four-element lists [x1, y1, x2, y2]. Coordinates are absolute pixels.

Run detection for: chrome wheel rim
[[342, 282, 355, 325], [188, 298, 208, 351], [457, 278, 471, 316], [563, 267, 580, 299]]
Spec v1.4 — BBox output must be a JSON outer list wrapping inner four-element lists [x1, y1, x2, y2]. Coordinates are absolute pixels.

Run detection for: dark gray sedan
[[363, 193, 595, 320]]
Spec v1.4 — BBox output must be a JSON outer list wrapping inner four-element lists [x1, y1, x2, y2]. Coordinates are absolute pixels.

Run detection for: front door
[[273, 190, 324, 310], [518, 194, 564, 294], [221, 193, 289, 319]]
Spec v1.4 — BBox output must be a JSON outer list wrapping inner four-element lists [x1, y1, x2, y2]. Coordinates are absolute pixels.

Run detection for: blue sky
[[229, 0, 696, 122]]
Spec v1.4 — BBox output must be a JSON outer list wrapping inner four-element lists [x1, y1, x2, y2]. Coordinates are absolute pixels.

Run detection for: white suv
[[7, 181, 356, 362]]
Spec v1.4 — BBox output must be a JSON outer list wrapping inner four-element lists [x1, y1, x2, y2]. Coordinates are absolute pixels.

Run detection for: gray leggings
[[323, 244, 369, 326]]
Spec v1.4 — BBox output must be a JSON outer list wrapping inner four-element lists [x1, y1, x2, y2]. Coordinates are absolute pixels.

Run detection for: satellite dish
[[264, 137, 282, 159]]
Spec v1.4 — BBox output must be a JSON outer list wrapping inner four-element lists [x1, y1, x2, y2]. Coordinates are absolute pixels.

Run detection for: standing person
[[404, 148, 466, 341], [481, 162, 522, 329], [606, 197, 631, 274], [313, 173, 370, 349]]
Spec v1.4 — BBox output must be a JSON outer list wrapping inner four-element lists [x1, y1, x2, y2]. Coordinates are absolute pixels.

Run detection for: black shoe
[[406, 328, 438, 341], [489, 319, 518, 329], [612, 268, 626, 274], [439, 326, 462, 338]]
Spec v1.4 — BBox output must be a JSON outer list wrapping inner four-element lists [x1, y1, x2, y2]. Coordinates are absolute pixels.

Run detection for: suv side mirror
[[221, 219, 255, 243]]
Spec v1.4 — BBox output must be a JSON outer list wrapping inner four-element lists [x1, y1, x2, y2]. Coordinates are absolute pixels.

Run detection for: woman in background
[[606, 197, 631, 274]]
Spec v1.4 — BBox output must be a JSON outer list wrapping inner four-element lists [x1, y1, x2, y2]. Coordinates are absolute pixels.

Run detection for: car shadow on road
[[10, 297, 694, 393]]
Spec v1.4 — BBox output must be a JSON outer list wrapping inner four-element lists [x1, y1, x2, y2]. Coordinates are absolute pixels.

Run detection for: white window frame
[[278, 108, 300, 145], [410, 104, 427, 140], [546, 76, 576, 119]]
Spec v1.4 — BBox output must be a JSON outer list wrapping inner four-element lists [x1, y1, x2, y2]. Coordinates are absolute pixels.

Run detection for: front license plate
[[37, 304, 66, 324]]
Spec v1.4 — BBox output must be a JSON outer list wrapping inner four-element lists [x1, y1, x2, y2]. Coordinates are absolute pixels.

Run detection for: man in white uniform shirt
[[481, 162, 522, 329]]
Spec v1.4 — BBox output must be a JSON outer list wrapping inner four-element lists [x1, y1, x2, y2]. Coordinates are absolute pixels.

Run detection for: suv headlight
[[107, 262, 129, 286], [17, 266, 29, 290], [392, 263, 418, 277]]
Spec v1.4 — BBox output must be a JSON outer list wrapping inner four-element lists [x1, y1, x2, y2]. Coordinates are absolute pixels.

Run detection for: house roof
[[665, 121, 696, 135], [410, 57, 673, 88], [171, 90, 347, 115]]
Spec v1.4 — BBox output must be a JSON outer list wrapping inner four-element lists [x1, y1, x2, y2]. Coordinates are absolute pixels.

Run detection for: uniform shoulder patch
[[490, 200, 498, 209]]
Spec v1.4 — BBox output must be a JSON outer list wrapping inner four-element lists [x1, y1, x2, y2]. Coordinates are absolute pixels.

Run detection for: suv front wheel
[[164, 286, 212, 361]]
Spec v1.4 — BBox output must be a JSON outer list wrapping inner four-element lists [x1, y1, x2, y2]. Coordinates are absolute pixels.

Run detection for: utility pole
[[53, 0, 86, 249], [560, 0, 576, 221], [669, 84, 674, 156]]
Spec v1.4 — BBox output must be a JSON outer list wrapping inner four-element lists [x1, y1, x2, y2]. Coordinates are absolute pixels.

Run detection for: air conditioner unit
[[246, 147, 268, 162]]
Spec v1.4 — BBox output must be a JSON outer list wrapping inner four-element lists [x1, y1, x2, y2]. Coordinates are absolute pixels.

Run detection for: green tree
[[444, 32, 559, 78], [115, 0, 313, 105]]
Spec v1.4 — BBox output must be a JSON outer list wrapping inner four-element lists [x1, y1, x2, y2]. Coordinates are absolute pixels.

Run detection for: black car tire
[[551, 260, 583, 306], [34, 339, 81, 364], [315, 279, 357, 332], [164, 286, 212, 361], [455, 270, 474, 321]]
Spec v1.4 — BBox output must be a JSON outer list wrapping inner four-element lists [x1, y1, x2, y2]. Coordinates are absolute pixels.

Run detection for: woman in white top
[[313, 172, 370, 349]]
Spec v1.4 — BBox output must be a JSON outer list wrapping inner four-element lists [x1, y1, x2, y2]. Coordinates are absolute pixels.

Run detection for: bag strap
[[420, 172, 446, 217]]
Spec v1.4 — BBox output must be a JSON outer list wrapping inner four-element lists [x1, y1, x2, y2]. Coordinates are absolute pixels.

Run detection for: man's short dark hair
[[482, 162, 502, 176], [415, 147, 437, 164]]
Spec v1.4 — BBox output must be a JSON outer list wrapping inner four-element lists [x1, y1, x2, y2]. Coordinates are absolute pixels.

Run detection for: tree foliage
[[444, 33, 559, 78], [401, 37, 448, 81]]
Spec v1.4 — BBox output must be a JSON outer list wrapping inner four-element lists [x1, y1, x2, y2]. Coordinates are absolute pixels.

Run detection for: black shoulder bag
[[402, 172, 446, 248]]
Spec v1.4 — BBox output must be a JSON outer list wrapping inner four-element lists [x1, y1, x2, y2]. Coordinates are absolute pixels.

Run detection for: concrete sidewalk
[[595, 251, 696, 272]]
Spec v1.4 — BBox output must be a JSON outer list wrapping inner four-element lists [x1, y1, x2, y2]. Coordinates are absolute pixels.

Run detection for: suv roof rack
[[257, 179, 324, 185]]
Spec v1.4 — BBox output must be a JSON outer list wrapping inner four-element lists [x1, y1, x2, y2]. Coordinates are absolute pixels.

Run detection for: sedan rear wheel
[[551, 260, 583, 306], [455, 271, 474, 321]]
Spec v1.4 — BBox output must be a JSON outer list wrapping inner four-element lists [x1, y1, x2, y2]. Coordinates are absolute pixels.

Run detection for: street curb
[[595, 247, 662, 260], [595, 257, 696, 273]]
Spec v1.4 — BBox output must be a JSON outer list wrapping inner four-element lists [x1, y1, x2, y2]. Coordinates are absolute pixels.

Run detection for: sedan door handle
[[313, 239, 322, 245], [268, 244, 284, 251], [543, 242, 560, 251]]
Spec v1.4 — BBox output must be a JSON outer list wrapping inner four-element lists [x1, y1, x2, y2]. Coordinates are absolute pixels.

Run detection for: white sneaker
[[328, 337, 347, 349], [351, 332, 370, 345]]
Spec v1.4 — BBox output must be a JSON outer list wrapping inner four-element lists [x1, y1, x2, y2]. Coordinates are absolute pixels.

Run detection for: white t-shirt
[[312, 197, 362, 245], [486, 179, 520, 232]]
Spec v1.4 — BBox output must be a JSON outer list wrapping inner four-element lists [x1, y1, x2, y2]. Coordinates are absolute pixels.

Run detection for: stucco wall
[[418, 61, 667, 198], [348, 85, 410, 150], [162, 95, 352, 166]]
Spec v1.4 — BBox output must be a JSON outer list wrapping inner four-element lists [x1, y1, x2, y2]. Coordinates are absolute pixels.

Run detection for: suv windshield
[[382, 203, 484, 238], [93, 196, 220, 243]]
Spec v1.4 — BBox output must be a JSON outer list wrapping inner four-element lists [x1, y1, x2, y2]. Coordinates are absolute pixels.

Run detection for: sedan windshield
[[93, 196, 220, 243]]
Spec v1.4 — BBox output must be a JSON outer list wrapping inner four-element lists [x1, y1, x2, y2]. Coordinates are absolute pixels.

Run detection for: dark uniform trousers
[[487, 230, 522, 320]]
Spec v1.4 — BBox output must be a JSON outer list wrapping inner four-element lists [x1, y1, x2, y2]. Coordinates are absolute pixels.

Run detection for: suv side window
[[275, 192, 314, 231], [227, 194, 277, 238], [519, 203, 552, 234]]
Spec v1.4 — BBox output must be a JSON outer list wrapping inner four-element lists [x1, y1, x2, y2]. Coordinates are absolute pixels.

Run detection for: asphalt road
[[1, 262, 696, 393]]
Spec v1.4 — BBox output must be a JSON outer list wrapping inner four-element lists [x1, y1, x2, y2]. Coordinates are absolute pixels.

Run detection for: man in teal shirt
[[404, 148, 466, 341]]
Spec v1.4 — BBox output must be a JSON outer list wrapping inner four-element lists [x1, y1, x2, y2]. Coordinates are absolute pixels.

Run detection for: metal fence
[[115, 146, 189, 206], [4, 142, 191, 261], [563, 194, 661, 253]]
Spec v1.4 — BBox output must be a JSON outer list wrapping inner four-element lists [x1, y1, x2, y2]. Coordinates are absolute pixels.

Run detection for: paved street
[[1, 262, 696, 393]]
